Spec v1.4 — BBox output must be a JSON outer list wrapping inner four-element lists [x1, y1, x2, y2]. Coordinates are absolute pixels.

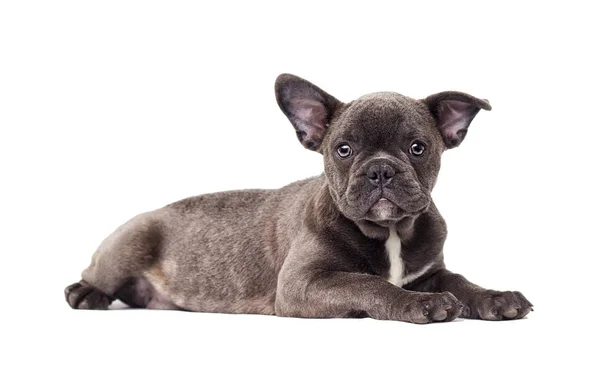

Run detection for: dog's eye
[[336, 144, 352, 158], [409, 141, 426, 156]]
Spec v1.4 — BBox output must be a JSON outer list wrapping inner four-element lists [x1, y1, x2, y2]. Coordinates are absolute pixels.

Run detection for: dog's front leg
[[407, 268, 533, 320], [275, 246, 463, 324]]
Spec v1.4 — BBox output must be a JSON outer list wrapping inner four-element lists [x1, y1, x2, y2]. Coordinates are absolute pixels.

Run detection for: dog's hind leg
[[64, 212, 163, 310]]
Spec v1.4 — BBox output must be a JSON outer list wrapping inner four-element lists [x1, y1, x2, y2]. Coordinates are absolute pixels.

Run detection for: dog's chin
[[365, 198, 399, 222]]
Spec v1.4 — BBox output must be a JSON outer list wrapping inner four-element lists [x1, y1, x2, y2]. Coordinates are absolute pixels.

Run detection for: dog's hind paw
[[65, 281, 112, 310]]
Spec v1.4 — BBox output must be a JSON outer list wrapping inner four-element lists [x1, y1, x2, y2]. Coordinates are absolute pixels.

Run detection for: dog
[[65, 73, 532, 323]]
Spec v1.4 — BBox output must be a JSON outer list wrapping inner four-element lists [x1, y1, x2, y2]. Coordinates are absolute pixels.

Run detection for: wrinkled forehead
[[333, 92, 435, 145]]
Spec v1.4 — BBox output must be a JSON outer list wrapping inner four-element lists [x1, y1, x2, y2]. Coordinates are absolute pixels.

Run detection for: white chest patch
[[385, 228, 435, 287], [385, 228, 404, 286]]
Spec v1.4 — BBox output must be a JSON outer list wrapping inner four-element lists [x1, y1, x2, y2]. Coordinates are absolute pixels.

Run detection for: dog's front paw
[[462, 290, 532, 320], [401, 292, 464, 324]]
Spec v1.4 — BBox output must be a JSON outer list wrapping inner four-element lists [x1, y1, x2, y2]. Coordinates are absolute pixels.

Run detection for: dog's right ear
[[275, 74, 342, 151]]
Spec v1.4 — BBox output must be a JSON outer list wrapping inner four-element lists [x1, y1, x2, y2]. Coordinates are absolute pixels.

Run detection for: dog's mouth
[[364, 193, 430, 222]]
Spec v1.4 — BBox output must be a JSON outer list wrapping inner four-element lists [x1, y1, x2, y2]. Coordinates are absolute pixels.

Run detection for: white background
[[1, 1, 599, 382]]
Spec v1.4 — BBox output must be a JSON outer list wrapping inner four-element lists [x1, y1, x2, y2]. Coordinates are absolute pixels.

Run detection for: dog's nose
[[367, 163, 395, 187]]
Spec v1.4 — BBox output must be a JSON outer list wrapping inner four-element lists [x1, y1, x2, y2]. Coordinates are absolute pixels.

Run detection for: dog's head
[[275, 74, 491, 226]]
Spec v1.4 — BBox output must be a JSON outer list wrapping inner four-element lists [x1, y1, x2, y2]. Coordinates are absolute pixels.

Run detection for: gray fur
[[65, 74, 532, 323]]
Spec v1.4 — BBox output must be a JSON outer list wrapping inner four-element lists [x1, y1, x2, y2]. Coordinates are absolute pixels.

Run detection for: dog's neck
[[354, 216, 417, 241]]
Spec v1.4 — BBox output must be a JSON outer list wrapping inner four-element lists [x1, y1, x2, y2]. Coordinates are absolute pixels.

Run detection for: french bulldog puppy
[[65, 74, 532, 323]]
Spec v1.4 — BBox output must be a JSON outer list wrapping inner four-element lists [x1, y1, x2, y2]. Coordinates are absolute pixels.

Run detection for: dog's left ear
[[423, 92, 492, 149], [275, 74, 342, 151]]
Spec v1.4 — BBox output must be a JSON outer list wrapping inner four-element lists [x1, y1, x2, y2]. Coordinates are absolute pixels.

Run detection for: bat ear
[[275, 74, 342, 151], [423, 91, 492, 149]]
